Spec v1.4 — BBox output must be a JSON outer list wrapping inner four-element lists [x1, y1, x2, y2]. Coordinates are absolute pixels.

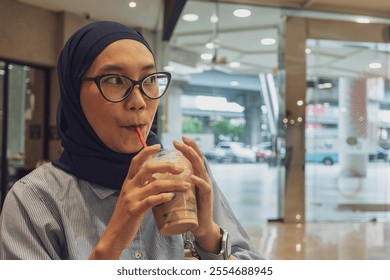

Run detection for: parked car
[[305, 152, 338, 165], [251, 144, 273, 162], [215, 141, 256, 163], [203, 148, 226, 162], [369, 146, 390, 161]]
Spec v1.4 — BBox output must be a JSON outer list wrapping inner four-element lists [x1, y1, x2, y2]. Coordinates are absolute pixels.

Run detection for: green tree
[[182, 116, 203, 134], [212, 118, 244, 144]]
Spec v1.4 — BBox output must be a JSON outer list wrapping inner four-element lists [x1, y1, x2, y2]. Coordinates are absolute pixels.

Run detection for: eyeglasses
[[83, 72, 171, 103]]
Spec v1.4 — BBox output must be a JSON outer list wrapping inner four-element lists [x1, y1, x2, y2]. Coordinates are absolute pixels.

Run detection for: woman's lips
[[124, 124, 146, 130]]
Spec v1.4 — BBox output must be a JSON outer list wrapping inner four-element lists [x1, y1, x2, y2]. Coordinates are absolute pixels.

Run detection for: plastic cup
[[147, 149, 198, 236]]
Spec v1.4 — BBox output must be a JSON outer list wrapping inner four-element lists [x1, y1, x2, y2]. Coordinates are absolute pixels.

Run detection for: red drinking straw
[[136, 127, 147, 148], [136, 127, 155, 184]]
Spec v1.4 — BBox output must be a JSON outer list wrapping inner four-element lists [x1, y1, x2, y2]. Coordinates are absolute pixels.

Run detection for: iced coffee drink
[[148, 150, 198, 236]]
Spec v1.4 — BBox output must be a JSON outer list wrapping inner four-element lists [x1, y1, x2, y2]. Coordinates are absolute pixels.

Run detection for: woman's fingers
[[126, 144, 161, 178], [135, 161, 184, 186], [136, 192, 177, 213], [182, 136, 205, 160], [143, 179, 192, 197], [173, 140, 206, 178]]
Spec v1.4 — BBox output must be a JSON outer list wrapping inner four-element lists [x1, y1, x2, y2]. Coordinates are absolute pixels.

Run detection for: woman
[[0, 21, 262, 260]]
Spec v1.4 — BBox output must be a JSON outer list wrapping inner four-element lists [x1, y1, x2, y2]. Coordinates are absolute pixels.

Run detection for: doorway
[[0, 61, 49, 210]]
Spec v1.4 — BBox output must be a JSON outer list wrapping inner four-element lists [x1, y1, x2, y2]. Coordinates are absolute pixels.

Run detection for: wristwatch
[[194, 227, 231, 260], [220, 227, 231, 260]]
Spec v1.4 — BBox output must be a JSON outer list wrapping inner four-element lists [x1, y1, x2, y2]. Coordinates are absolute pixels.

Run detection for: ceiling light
[[233, 9, 251, 18], [297, 100, 304, 106], [205, 42, 215, 49], [229, 61, 240, 68], [182, 13, 199, 22], [261, 38, 276, 45], [305, 48, 311, 54], [201, 53, 213, 60], [317, 82, 332, 89], [369, 62, 382, 69], [128, 2, 136, 8], [356, 17, 370, 24], [210, 14, 219, 23], [230, 81, 239, 86], [164, 65, 174, 72]]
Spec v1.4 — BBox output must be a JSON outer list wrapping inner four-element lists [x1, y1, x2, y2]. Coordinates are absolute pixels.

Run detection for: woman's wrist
[[89, 228, 126, 259], [89, 240, 123, 260], [194, 223, 221, 254]]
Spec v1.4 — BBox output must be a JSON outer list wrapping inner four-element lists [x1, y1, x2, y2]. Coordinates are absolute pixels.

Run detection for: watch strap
[[194, 227, 230, 260]]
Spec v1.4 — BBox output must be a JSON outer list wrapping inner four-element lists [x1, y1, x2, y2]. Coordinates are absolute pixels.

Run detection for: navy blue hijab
[[52, 21, 160, 190]]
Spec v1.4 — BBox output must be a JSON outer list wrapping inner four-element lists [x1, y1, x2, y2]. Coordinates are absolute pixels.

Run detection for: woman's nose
[[125, 85, 146, 111]]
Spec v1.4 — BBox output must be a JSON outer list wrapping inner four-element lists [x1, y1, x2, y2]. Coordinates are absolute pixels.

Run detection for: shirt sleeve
[[205, 161, 264, 260], [0, 181, 65, 260]]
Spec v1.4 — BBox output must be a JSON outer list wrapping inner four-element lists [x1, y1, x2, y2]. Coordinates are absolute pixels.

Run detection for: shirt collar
[[84, 181, 118, 199]]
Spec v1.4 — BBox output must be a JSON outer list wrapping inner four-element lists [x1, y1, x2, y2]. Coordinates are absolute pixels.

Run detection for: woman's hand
[[173, 137, 221, 255], [90, 144, 190, 259]]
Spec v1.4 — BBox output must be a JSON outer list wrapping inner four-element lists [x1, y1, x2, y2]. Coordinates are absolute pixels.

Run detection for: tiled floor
[[208, 161, 390, 260], [244, 222, 390, 259]]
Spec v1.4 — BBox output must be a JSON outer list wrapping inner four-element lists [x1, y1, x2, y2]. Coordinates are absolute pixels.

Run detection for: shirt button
[[135, 251, 142, 259]]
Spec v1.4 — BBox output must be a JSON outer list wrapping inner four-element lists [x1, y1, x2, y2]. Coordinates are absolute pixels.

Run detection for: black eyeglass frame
[[83, 71, 171, 103]]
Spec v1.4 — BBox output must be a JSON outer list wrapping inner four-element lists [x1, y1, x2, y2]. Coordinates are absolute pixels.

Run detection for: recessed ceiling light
[[210, 14, 219, 23], [205, 42, 215, 49], [229, 61, 241, 68], [233, 9, 251, 18], [356, 17, 370, 24], [261, 38, 276, 45], [369, 62, 382, 69], [128, 1, 136, 8], [305, 48, 311, 54], [164, 65, 174, 72], [230, 81, 240, 86], [317, 83, 332, 89], [182, 13, 199, 22], [201, 53, 213, 60]]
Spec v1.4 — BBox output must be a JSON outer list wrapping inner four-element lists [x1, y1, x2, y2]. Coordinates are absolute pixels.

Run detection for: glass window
[[166, 1, 285, 228], [305, 39, 390, 222], [0, 61, 4, 206], [0, 62, 48, 210]]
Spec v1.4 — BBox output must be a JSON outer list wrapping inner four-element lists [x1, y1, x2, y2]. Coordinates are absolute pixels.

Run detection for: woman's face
[[80, 39, 159, 153]]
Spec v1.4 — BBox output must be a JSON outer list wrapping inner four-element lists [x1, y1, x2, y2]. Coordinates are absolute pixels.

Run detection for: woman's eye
[[103, 76, 125, 86], [144, 75, 156, 84]]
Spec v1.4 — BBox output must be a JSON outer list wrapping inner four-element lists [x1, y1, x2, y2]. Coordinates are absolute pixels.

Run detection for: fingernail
[[174, 166, 184, 172], [171, 192, 176, 199], [147, 177, 155, 184], [173, 140, 182, 146]]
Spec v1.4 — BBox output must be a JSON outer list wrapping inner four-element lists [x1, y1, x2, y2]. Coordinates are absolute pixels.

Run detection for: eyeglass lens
[[99, 73, 169, 101]]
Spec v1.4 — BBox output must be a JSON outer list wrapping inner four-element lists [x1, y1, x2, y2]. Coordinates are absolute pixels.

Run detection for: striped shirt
[[0, 163, 262, 260]]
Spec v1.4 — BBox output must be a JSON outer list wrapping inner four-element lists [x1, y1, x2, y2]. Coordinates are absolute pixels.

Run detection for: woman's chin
[[109, 143, 142, 154]]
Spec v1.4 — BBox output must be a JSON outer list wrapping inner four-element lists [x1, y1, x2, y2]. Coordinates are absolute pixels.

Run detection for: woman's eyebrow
[[98, 63, 156, 73], [142, 63, 156, 71], [98, 64, 123, 73]]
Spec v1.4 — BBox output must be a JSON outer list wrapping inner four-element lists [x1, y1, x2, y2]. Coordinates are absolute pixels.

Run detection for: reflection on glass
[[305, 39, 390, 222], [168, 1, 285, 224], [0, 61, 4, 205], [1, 62, 46, 207]]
